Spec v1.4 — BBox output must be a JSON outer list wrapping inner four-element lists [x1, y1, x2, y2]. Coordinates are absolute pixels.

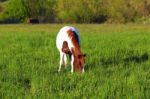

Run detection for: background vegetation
[[1, 0, 150, 23], [0, 24, 150, 98]]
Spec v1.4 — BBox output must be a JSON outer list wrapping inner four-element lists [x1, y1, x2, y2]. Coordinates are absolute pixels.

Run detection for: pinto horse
[[56, 26, 86, 73]]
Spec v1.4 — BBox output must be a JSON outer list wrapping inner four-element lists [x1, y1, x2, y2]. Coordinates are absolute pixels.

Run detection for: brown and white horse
[[56, 26, 86, 73]]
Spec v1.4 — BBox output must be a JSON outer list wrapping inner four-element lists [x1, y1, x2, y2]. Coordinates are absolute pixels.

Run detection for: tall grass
[[0, 24, 150, 98]]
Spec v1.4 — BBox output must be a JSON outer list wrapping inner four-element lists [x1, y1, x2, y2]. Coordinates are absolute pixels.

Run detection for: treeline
[[0, 0, 150, 23]]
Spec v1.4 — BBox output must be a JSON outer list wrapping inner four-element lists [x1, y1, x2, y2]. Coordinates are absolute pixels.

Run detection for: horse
[[56, 26, 86, 73]]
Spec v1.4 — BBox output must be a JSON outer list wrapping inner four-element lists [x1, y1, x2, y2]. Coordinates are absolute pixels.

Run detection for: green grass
[[0, 24, 150, 99]]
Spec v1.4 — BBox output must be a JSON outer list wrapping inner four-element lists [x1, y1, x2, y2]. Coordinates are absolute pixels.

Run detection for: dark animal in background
[[28, 18, 39, 24]]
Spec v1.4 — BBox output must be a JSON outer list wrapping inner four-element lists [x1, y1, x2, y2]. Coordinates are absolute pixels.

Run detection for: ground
[[0, 24, 150, 98]]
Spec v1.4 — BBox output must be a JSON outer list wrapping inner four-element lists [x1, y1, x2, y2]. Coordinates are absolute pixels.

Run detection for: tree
[[0, 5, 2, 12], [1, 0, 150, 23], [0, 0, 8, 2], [55, 0, 106, 23], [1, 0, 56, 23], [1, 0, 29, 23], [27, 0, 56, 22]]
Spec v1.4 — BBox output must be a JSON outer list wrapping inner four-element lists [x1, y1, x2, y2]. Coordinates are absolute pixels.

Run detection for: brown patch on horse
[[71, 48, 85, 72], [67, 29, 81, 55], [71, 48, 81, 72], [67, 29, 80, 48], [62, 41, 71, 54], [67, 29, 85, 72]]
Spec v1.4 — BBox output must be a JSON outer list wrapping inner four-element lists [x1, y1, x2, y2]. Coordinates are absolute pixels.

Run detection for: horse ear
[[78, 54, 86, 58], [83, 54, 86, 57]]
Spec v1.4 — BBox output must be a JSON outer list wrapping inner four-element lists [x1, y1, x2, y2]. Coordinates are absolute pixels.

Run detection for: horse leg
[[64, 54, 67, 69], [71, 55, 74, 73], [58, 52, 64, 72]]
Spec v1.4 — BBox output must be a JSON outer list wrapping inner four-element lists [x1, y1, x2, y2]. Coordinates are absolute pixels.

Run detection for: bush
[[0, 0, 56, 23], [55, 0, 107, 23], [0, 0, 150, 23], [0, 0, 29, 23]]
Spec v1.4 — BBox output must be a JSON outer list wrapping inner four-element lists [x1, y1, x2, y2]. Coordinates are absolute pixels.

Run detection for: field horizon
[[0, 24, 150, 98]]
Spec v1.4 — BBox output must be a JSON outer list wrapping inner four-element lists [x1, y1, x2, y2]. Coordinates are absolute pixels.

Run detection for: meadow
[[0, 24, 150, 99]]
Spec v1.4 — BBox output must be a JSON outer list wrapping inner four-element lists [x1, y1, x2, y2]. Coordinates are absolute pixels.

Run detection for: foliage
[[0, 5, 2, 12], [24, 0, 56, 23], [0, 0, 56, 23], [0, 0, 7, 2], [0, 24, 150, 98], [0, 0, 28, 23], [55, 0, 106, 23], [0, 0, 150, 23]]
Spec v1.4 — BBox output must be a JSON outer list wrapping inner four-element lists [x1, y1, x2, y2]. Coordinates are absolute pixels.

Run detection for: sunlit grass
[[0, 24, 150, 98]]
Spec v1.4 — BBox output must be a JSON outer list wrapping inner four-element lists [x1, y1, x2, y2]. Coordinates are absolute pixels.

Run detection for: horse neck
[[71, 43, 82, 57], [67, 29, 82, 56]]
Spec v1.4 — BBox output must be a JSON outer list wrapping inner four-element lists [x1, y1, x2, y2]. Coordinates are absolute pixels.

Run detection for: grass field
[[0, 24, 150, 99]]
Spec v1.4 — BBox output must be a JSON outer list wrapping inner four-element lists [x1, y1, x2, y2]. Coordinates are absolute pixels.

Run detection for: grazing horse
[[56, 26, 86, 73]]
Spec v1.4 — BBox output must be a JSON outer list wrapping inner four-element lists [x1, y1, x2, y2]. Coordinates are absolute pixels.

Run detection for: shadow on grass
[[53, 52, 149, 72], [100, 58, 119, 66], [15, 77, 31, 91], [50, 66, 71, 74], [124, 53, 148, 64], [84, 63, 98, 71], [100, 53, 149, 67]]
